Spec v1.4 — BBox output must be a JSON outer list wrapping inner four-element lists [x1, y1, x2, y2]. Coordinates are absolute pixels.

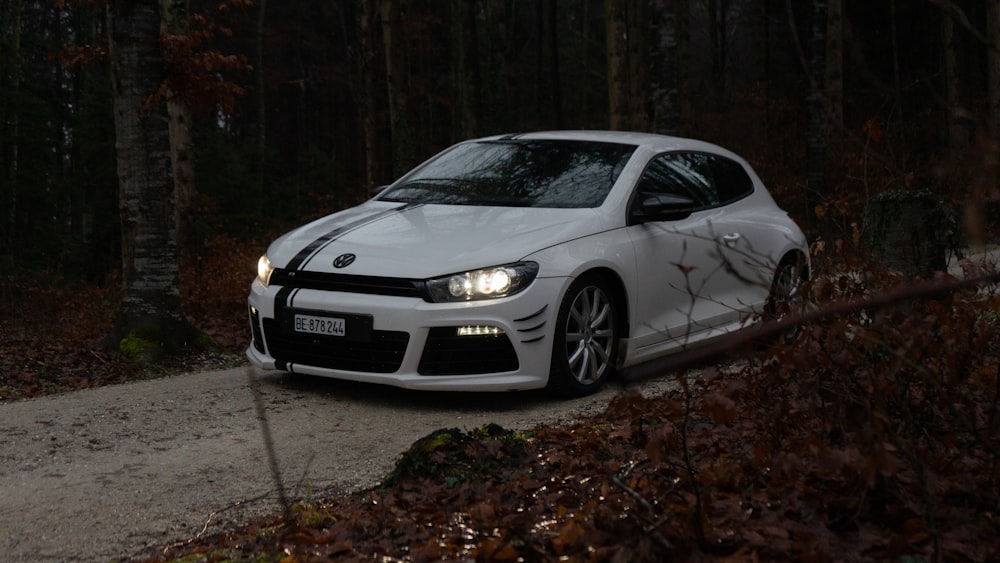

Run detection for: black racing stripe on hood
[[285, 203, 421, 271]]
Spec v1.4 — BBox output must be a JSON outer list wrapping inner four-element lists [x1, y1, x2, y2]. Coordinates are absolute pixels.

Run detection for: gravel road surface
[[0, 366, 678, 562]]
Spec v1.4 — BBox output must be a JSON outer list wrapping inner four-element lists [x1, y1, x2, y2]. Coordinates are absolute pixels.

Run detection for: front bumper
[[246, 277, 567, 391]]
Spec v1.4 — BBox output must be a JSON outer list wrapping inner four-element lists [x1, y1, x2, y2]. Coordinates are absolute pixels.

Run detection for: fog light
[[456, 325, 504, 336]]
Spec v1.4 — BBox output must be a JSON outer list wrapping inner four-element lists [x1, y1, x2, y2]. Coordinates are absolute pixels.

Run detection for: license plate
[[293, 314, 345, 337]]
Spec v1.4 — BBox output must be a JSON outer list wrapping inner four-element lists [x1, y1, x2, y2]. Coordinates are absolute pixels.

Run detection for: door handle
[[721, 233, 741, 247]]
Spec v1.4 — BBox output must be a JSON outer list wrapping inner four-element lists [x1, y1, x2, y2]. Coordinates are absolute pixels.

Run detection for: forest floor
[[2, 241, 1000, 561], [0, 236, 255, 402]]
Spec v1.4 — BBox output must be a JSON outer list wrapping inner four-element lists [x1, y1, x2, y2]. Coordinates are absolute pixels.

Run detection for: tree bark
[[545, 0, 563, 129], [160, 0, 197, 260], [676, 0, 691, 133], [605, 0, 628, 130], [988, 0, 1000, 137], [2, 0, 22, 267], [106, 0, 196, 354], [359, 0, 381, 189], [256, 0, 267, 206], [626, 0, 648, 130], [649, 0, 679, 135], [707, 0, 726, 109], [806, 0, 828, 228], [825, 0, 843, 128], [380, 0, 415, 177], [942, 8, 966, 152], [452, 0, 482, 139]]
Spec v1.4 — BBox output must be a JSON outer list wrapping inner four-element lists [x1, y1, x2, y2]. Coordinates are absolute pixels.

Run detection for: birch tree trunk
[[106, 0, 196, 354]]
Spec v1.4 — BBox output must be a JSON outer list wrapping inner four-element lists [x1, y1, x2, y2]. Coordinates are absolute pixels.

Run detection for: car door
[[625, 151, 757, 356], [704, 153, 775, 318]]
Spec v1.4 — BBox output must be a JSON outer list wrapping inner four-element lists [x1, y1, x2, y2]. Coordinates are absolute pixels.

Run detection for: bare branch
[[622, 268, 1000, 386]]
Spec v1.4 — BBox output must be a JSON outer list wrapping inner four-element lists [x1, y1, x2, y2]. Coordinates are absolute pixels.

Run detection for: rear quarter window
[[710, 156, 755, 204]]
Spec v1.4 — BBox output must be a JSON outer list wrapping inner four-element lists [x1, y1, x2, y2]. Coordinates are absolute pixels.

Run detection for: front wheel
[[547, 276, 620, 397]]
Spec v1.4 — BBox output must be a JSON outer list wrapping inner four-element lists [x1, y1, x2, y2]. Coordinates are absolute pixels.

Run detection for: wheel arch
[[778, 249, 810, 281], [572, 266, 630, 340]]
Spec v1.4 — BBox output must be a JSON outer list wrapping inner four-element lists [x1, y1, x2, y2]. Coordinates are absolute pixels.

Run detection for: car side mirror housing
[[629, 194, 697, 224]]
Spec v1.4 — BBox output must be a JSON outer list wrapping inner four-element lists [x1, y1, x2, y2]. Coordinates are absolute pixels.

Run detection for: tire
[[547, 276, 621, 397], [764, 256, 805, 344]]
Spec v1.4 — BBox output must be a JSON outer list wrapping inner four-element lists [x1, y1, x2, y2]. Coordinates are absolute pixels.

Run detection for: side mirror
[[629, 194, 697, 224]]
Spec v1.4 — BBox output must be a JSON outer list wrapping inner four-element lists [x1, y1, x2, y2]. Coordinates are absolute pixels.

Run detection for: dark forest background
[[2, 0, 997, 286], [4, 3, 1000, 559]]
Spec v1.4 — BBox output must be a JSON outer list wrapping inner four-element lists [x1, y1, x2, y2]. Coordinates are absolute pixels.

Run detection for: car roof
[[479, 130, 737, 158]]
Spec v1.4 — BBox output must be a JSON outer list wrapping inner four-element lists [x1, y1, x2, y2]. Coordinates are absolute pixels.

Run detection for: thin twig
[[247, 366, 293, 523]]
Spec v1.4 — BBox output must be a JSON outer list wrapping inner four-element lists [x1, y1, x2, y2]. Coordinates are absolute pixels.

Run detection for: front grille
[[418, 327, 518, 375], [270, 269, 426, 299], [262, 318, 409, 373]]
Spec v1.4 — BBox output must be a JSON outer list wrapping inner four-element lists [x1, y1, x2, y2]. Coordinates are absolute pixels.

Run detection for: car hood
[[267, 201, 605, 278]]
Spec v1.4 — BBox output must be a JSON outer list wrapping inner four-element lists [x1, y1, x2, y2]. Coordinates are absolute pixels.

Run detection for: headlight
[[257, 255, 274, 287], [425, 262, 539, 303]]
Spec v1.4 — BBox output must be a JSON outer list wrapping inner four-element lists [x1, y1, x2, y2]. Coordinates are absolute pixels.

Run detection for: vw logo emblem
[[333, 253, 356, 269]]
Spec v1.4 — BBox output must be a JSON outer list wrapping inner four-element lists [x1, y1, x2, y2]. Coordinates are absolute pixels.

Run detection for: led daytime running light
[[456, 325, 504, 336]]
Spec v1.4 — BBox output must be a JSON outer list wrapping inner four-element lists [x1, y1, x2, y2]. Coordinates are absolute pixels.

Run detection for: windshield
[[379, 139, 637, 208]]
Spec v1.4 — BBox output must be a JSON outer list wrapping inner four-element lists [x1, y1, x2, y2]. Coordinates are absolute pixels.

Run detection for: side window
[[635, 152, 718, 209], [708, 155, 755, 204]]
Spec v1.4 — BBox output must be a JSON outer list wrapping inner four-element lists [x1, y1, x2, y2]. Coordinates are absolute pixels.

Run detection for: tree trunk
[[626, 0, 648, 130], [452, 0, 481, 139], [825, 0, 843, 128], [942, 8, 967, 152], [707, 0, 726, 109], [988, 0, 1000, 137], [2, 0, 22, 267], [676, 0, 691, 134], [747, 0, 768, 147], [649, 0, 679, 135], [545, 0, 563, 129], [359, 0, 381, 189], [890, 0, 902, 123], [380, 0, 415, 177], [256, 0, 267, 206], [605, 0, 628, 130], [106, 0, 197, 355], [806, 0, 828, 228], [160, 0, 197, 261]]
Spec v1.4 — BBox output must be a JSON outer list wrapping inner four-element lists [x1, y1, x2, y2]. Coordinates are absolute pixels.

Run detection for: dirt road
[[0, 365, 677, 562]]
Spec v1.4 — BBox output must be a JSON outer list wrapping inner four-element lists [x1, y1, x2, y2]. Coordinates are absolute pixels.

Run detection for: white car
[[247, 131, 809, 396]]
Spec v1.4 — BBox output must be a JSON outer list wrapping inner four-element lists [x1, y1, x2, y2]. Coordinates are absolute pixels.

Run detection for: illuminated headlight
[[425, 262, 539, 303], [257, 255, 275, 287]]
